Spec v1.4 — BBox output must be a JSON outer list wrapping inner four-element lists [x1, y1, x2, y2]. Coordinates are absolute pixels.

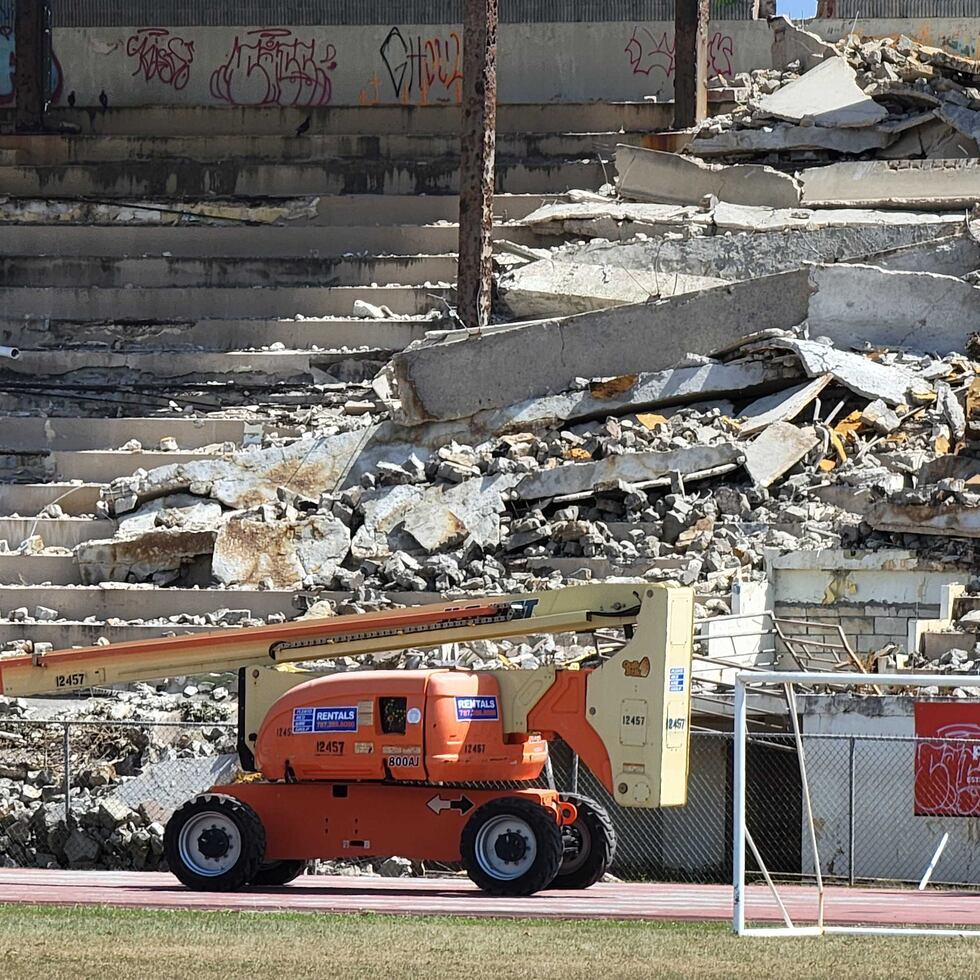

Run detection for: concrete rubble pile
[[0, 691, 237, 872], [690, 21, 980, 163]]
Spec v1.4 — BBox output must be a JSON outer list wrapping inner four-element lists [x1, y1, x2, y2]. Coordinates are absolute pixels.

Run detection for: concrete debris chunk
[[212, 515, 351, 589], [861, 399, 901, 435], [742, 422, 819, 489], [737, 376, 831, 436], [767, 337, 935, 407], [754, 56, 889, 129]]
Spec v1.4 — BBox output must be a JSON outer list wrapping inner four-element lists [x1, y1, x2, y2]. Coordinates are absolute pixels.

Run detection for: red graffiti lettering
[[210, 29, 337, 107], [625, 26, 735, 81], [126, 28, 194, 91], [375, 27, 462, 106]]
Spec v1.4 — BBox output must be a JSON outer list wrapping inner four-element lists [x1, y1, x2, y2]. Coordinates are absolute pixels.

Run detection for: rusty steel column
[[457, 0, 498, 330], [14, 0, 48, 132], [673, 0, 709, 130]]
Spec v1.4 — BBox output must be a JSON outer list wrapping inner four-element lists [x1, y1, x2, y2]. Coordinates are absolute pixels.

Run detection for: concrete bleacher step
[[0, 316, 432, 352], [0, 159, 605, 198], [0, 222, 547, 258], [0, 284, 452, 319], [0, 254, 458, 288]]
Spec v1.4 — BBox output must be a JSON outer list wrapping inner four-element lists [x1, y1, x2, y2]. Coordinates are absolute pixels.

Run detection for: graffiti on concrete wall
[[209, 28, 337, 107], [125, 28, 194, 91], [370, 26, 463, 106], [625, 25, 735, 82]]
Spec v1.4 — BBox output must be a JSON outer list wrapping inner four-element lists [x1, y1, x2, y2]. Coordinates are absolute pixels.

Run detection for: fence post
[[63, 722, 72, 827], [570, 752, 580, 794], [848, 736, 855, 887]]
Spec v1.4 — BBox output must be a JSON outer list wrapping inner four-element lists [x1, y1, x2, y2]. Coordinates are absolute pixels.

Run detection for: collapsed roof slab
[[388, 269, 813, 426], [615, 144, 801, 209], [800, 158, 980, 210]]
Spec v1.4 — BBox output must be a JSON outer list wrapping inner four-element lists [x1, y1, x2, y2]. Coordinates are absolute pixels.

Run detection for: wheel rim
[[177, 811, 242, 877], [474, 814, 538, 880], [559, 819, 593, 875]]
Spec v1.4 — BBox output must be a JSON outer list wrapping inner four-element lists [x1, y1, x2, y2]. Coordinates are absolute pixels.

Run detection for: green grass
[[0, 904, 977, 980]]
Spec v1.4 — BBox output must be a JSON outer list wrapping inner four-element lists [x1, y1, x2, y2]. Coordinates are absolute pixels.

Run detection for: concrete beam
[[388, 269, 813, 424], [616, 144, 801, 208], [800, 158, 980, 210]]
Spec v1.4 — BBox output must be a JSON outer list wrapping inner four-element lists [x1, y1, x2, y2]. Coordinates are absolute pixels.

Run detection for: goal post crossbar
[[732, 670, 980, 938]]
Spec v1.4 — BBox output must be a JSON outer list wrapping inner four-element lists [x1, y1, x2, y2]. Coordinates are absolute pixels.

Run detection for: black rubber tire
[[460, 796, 563, 897], [548, 794, 617, 890], [251, 860, 307, 887], [164, 793, 266, 892]]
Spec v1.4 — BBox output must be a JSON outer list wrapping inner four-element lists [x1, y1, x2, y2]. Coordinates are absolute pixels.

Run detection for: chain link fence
[[0, 718, 237, 871], [3, 719, 979, 888]]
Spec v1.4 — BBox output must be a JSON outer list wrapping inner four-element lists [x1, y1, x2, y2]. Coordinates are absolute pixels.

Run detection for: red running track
[[0, 869, 977, 927]]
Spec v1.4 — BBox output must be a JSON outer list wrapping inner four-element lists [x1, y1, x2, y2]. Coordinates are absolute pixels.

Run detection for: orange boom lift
[[0, 583, 693, 895]]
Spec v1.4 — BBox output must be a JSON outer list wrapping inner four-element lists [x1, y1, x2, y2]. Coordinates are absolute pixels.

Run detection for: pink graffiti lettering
[[915, 724, 980, 817], [625, 26, 735, 81], [377, 27, 462, 106], [126, 28, 194, 91], [210, 29, 337, 107]]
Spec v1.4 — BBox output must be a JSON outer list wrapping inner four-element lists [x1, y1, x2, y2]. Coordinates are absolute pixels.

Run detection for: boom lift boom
[[0, 582, 694, 895]]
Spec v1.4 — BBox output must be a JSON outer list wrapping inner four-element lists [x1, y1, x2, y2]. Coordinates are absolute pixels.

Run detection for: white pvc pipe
[[739, 670, 961, 688], [732, 678, 748, 936], [919, 833, 950, 891], [0, 346, 20, 360]]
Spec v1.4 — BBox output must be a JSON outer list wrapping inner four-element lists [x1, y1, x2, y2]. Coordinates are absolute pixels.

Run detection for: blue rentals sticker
[[455, 695, 499, 722], [292, 706, 358, 734], [669, 667, 686, 694]]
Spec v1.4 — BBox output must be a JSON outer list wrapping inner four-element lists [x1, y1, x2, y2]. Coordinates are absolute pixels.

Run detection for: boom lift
[[0, 583, 693, 896]]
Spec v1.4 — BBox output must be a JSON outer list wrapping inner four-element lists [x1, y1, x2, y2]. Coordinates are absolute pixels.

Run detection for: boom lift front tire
[[548, 793, 616, 890], [164, 794, 265, 892], [251, 860, 308, 887], [460, 796, 563, 896]]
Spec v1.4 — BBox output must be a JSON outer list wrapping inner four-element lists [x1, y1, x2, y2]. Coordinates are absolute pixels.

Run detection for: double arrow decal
[[426, 794, 474, 816]]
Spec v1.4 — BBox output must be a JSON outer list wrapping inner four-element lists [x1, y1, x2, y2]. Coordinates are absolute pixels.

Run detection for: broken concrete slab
[[770, 16, 838, 73], [471, 359, 805, 435], [211, 514, 350, 588], [75, 526, 217, 585], [513, 444, 743, 502], [807, 265, 980, 355], [352, 476, 516, 560], [563, 219, 959, 284], [868, 500, 980, 540], [754, 56, 889, 129], [388, 269, 813, 425], [737, 375, 831, 436], [691, 125, 890, 158], [765, 337, 935, 406], [800, 158, 980, 210], [939, 104, 980, 143], [497, 260, 728, 318], [742, 422, 818, 488], [615, 145, 801, 209], [870, 234, 980, 278], [519, 200, 708, 240], [711, 202, 963, 235]]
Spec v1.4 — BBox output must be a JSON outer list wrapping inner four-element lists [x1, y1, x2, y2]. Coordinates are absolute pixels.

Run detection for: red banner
[[914, 702, 980, 816]]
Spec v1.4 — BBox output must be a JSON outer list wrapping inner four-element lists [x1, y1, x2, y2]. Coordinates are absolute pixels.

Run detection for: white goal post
[[733, 670, 980, 939]]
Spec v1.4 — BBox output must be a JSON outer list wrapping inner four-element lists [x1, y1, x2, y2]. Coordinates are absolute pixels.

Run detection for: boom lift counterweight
[[0, 583, 694, 896]]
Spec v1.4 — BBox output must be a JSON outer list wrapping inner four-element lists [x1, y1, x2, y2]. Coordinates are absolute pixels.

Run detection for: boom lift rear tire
[[251, 860, 307, 887], [164, 794, 265, 892], [548, 793, 616, 890], [460, 796, 563, 896]]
